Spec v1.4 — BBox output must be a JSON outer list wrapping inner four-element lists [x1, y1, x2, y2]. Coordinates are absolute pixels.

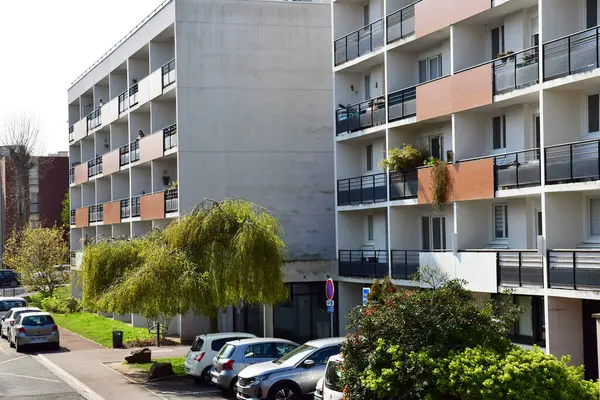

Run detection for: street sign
[[362, 287, 371, 306], [325, 278, 335, 300], [327, 305, 335, 313], [326, 299, 334, 307]]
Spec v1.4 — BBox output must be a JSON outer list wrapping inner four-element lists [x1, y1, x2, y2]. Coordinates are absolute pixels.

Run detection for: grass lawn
[[52, 312, 154, 348], [124, 357, 186, 376]]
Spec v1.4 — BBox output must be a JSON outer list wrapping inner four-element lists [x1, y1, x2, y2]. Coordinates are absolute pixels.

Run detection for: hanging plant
[[430, 160, 449, 210]]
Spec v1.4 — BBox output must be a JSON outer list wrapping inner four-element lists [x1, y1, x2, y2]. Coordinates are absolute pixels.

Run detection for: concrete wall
[[337, 281, 363, 335], [541, 0, 584, 42], [338, 208, 387, 250], [175, 0, 335, 261], [543, 90, 583, 146], [545, 192, 584, 249], [548, 296, 584, 367], [453, 24, 487, 71]]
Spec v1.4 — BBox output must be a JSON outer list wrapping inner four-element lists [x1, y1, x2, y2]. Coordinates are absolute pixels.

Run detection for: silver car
[[1, 307, 40, 341], [236, 337, 344, 400], [10, 312, 60, 352], [210, 338, 298, 393]]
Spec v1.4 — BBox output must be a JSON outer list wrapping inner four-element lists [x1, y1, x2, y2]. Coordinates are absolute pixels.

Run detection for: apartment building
[[68, 0, 334, 343], [333, 0, 600, 379]]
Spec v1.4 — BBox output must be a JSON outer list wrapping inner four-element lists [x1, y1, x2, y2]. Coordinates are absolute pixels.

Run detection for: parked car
[[1, 307, 40, 341], [236, 337, 344, 400], [322, 355, 343, 400], [9, 311, 60, 352], [0, 297, 27, 319], [210, 338, 298, 394], [314, 378, 324, 400], [184, 332, 256, 383], [0, 270, 19, 288]]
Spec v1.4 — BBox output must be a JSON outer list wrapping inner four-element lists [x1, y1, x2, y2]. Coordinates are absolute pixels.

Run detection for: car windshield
[[273, 344, 316, 366], [325, 360, 342, 392], [22, 315, 54, 326], [0, 300, 26, 312], [217, 344, 236, 359], [190, 338, 204, 352]]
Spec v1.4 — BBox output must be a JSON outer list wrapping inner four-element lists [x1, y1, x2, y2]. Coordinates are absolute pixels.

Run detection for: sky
[[0, 0, 165, 154]]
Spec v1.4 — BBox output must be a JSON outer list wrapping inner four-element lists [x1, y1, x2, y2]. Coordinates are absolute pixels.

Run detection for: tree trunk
[[209, 309, 219, 333]]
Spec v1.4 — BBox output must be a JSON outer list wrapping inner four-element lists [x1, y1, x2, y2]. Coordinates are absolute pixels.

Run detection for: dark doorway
[[582, 300, 600, 380], [232, 303, 263, 337]]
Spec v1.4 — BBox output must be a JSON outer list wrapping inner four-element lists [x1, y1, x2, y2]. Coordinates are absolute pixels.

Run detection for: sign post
[[326, 279, 335, 337]]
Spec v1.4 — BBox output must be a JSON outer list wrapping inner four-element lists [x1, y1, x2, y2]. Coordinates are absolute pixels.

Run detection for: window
[[308, 345, 341, 366], [364, 75, 371, 100], [190, 338, 205, 351], [30, 203, 40, 214], [211, 337, 244, 351], [421, 216, 446, 250], [217, 344, 236, 359], [365, 144, 373, 172], [0, 300, 26, 312], [536, 210, 543, 237], [275, 343, 296, 357], [22, 315, 54, 326], [589, 94, 599, 133], [498, 295, 545, 346], [28, 167, 39, 185], [492, 115, 507, 150], [587, 0, 598, 29], [367, 215, 374, 242], [494, 204, 509, 240], [428, 136, 443, 160], [533, 115, 541, 148], [244, 343, 275, 359], [418, 55, 442, 83], [491, 26, 505, 59], [590, 198, 600, 236], [363, 4, 369, 26], [325, 360, 343, 392]]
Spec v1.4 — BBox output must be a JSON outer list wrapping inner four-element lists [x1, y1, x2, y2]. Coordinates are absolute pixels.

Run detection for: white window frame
[[365, 143, 374, 173], [365, 214, 375, 245], [421, 215, 447, 250], [493, 204, 509, 240], [491, 115, 507, 151], [418, 55, 442, 83]]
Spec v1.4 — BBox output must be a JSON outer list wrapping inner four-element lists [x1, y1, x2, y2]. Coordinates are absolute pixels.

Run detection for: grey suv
[[236, 337, 344, 400]]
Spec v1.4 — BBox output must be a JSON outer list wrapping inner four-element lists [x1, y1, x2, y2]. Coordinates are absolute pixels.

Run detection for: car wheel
[[53, 342, 60, 351], [198, 367, 212, 385], [271, 383, 300, 400], [229, 377, 238, 396], [14, 340, 21, 353], [9, 337, 14, 348]]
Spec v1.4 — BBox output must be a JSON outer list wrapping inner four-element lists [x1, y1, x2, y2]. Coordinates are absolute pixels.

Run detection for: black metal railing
[[165, 188, 178, 213], [494, 149, 541, 189], [129, 83, 139, 108], [130, 140, 140, 162], [391, 250, 420, 280], [337, 173, 387, 206], [389, 169, 418, 200], [339, 250, 389, 279], [118, 90, 129, 114], [119, 144, 130, 166], [545, 139, 600, 184], [492, 47, 539, 95], [548, 250, 600, 290], [69, 125, 74, 142], [70, 210, 76, 226], [334, 19, 384, 66], [543, 26, 600, 81], [336, 96, 386, 135], [120, 198, 130, 219], [497, 251, 543, 287], [163, 123, 177, 150], [386, 1, 417, 44], [86, 109, 101, 132], [69, 167, 75, 184], [387, 86, 417, 122], [162, 59, 176, 88], [131, 196, 141, 218], [88, 204, 104, 223]]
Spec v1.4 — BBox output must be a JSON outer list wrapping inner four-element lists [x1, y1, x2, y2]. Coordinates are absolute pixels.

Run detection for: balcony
[[497, 251, 543, 288], [389, 170, 418, 201], [162, 59, 176, 89], [69, 125, 74, 142], [165, 188, 178, 213], [493, 149, 541, 190], [334, 19, 384, 66], [119, 144, 130, 166], [86, 109, 101, 132], [548, 250, 600, 290], [141, 191, 165, 220], [387, 86, 416, 123], [70, 210, 76, 226], [391, 250, 420, 280], [118, 90, 129, 115], [386, 2, 416, 44], [89, 204, 104, 224], [131, 196, 141, 218], [336, 97, 386, 136], [69, 167, 75, 185], [543, 26, 600, 82], [87, 156, 103, 178], [492, 47, 539, 95], [163, 123, 177, 150], [120, 198, 131, 219], [338, 250, 389, 279], [545, 139, 600, 185], [337, 173, 387, 206]]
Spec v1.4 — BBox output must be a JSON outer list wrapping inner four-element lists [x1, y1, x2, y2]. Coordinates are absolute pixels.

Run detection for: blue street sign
[[327, 305, 335, 313], [363, 287, 371, 306]]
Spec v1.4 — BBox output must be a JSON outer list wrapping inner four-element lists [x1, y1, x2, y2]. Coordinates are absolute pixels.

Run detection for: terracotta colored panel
[[74, 163, 88, 185], [418, 158, 495, 204], [416, 76, 452, 121], [415, 0, 451, 38], [75, 207, 89, 228], [451, 0, 490, 25], [102, 149, 120, 176], [451, 64, 493, 113], [140, 192, 165, 221], [139, 133, 164, 164], [103, 201, 121, 225]]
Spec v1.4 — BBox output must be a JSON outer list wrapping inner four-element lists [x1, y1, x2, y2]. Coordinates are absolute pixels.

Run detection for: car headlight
[[255, 374, 271, 382]]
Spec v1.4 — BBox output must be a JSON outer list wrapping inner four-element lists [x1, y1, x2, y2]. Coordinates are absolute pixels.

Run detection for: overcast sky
[[0, 0, 164, 154]]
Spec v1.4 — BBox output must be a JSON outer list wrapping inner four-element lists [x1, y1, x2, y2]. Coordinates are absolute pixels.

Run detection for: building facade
[[333, 0, 600, 379], [68, 0, 334, 343]]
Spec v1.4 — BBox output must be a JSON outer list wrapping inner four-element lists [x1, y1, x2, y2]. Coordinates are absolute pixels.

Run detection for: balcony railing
[[337, 173, 387, 206], [543, 25, 600, 81], [389, 169, 418, 200], [492, 47, 539, 95], [497, 251, 543, 287], [131, 196, 141, 218], [70, 210, 76, 226], [334, 19, 384, 66], [69, 167, 75, 184], [118, 90, 129, 114], [386, 1, 417, 44], [89, 204, 104, 224], [119, 144, 130, 166], [494, 149, 541, 189], [339, 250, 389, 279], [130, 140, 140, 162], [69, 125, 74, 142], [120, 198, 130, 219], [391, 250, 420, 280], [86, 109, 101, 132], [387, 86, 417, 123], [545, 139, 600, 184], [163, 123, 178, 150], [162, 59, 176, 88], [87, 156, 103, 178], [548, 250, 600, 290], [336, 96, 386, 135], [165, 188, 178, 213], [129, 83, 139, 108]]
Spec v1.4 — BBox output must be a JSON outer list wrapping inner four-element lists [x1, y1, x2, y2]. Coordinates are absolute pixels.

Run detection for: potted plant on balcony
[[168, 180, 178, 190], [379, 144, 428, 172]]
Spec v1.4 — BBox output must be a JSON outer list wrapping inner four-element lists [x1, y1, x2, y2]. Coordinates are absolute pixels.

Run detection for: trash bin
[[112, 330, 124, 348]]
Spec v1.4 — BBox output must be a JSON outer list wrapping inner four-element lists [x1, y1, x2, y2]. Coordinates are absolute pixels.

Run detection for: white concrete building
[[333, 0, 600, 379], [68, 0, 335, 344]]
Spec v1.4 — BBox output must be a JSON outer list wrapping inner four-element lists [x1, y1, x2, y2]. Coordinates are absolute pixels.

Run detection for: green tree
[[3, 225, 69, 296], [80, 199, 288, 330], [61, 191, 70, 227]]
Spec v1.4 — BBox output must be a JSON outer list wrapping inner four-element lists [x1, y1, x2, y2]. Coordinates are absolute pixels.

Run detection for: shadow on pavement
[[142, 376, 231, 399]]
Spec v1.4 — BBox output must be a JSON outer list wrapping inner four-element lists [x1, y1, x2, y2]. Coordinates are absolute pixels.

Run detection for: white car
[[314, 377, 324, 400], [322, 354, 343, 400], [1, 307, 40, 341], [0, 298, 27, 319], [184, 332, 256, 383]]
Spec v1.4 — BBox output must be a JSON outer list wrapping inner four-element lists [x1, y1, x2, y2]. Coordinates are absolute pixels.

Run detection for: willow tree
[[81, 199, 288, 331]]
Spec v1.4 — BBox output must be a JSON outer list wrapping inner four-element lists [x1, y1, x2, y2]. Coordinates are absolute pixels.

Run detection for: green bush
[[379, 145, 428, 172], [40, 288, 82, 314], [25, 292, 45, 308]]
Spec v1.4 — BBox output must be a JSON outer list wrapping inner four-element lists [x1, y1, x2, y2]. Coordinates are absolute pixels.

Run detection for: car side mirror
[[303, 359, 315, 368]]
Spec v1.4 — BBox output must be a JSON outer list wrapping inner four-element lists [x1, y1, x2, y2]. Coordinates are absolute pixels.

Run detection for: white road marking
[[0, 342, 8, 355], [33, 354, 105, 400], [100, 363, 168, 400], [0, 355, 27, 365], [0, 371, 61, 383]]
